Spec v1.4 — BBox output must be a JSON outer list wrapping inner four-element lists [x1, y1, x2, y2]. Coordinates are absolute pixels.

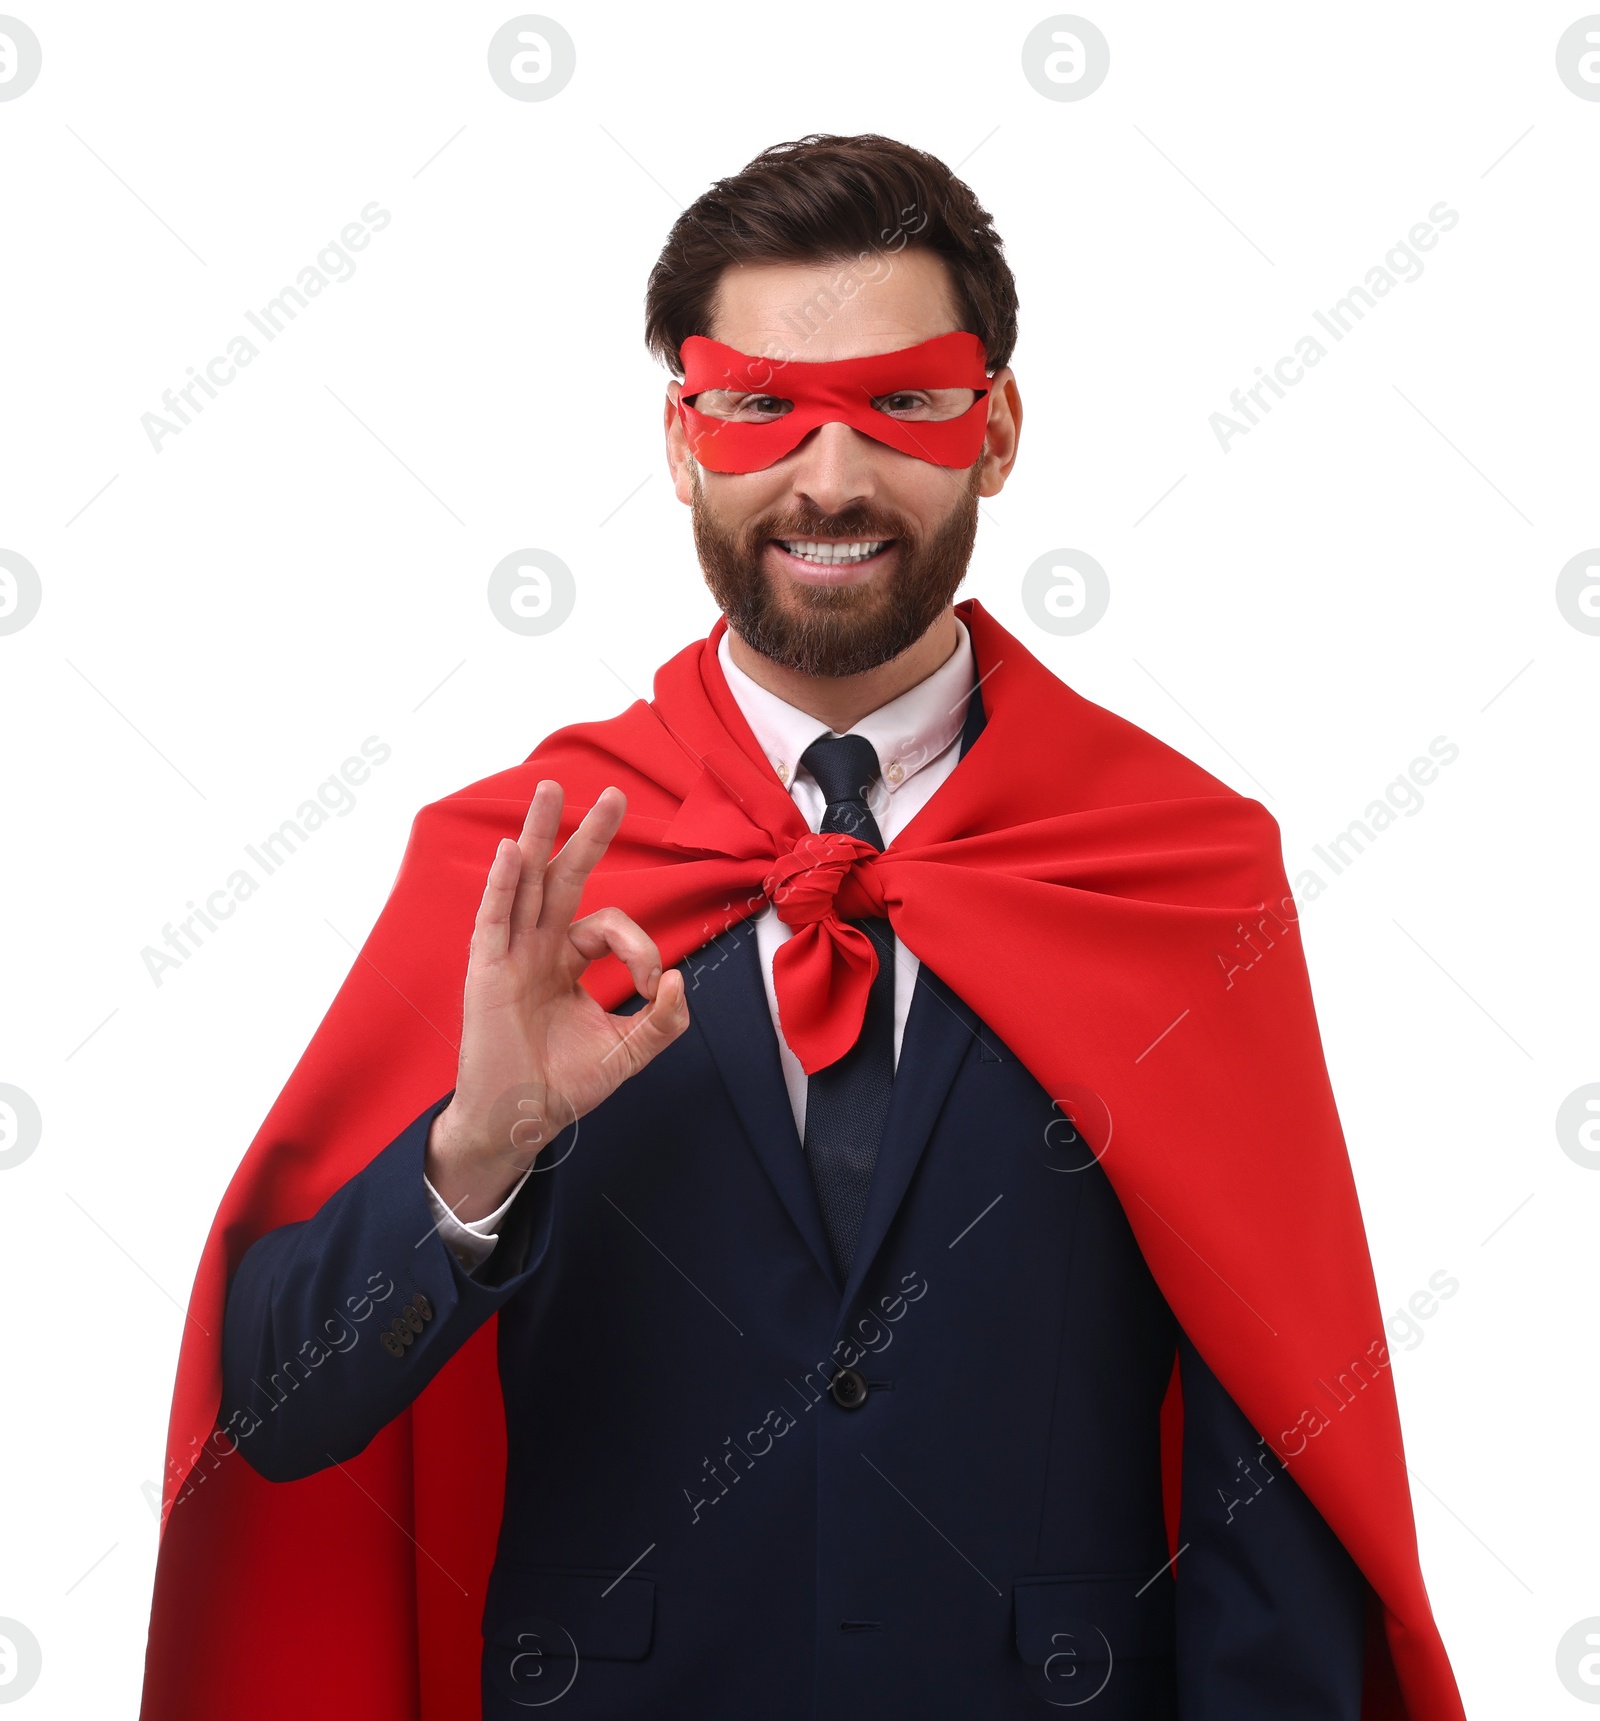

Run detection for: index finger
[[535, 785, 627, 932]]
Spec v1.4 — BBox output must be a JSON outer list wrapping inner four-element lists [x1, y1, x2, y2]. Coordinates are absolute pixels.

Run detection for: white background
[[1, 3, 1596, 1715]]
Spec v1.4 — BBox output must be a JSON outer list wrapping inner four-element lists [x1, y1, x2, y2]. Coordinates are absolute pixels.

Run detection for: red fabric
[[677, 331, 990, 471], [141, 599, 1465, 1720]]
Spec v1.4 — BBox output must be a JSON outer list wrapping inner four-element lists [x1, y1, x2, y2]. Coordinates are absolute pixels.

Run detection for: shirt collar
[[716, 615, 974, 794]]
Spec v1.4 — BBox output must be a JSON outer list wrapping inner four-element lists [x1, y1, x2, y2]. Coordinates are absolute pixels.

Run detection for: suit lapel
[[682, 916, 840, 1292], [837, 964, 985, 1311]]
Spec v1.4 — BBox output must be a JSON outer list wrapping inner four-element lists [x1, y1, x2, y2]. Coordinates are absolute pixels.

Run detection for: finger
[[567, 905, 663, 1000], [509, 781, 564, 936], [470, 838, 523, 963], [537, 786, 626, 932], [602, 967, 689, 1080]]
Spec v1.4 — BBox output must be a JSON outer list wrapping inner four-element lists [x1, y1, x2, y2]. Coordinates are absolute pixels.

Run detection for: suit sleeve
[[1174, 1330, 1368, 1719], [218, 1092, 561, 1483]]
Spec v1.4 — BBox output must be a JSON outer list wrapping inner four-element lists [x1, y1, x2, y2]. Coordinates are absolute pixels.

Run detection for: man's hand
[[424, 780, 689, 1222]]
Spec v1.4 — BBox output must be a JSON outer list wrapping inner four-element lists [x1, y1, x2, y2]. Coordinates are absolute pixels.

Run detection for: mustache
[[747, 502, 915, 544]]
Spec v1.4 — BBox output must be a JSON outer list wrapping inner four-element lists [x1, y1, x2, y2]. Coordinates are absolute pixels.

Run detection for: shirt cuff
[[423, 1164, 537, 1275]]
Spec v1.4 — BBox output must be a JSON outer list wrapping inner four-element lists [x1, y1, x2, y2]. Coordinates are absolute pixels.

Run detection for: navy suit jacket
[[222, 710, 1368, 1718]]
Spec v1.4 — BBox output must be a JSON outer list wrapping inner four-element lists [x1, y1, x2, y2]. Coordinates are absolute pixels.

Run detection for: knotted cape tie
[[761, 829, 889, 1075]]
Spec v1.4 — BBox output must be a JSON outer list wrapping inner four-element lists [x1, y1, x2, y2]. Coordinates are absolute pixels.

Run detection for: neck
[[725, 607, 960, 732]]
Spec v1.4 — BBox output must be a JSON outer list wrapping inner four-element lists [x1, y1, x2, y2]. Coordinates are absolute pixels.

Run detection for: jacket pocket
[[1013, 1570, 1175, 1667]]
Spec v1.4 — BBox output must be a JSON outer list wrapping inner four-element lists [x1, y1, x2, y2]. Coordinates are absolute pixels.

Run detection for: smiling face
[[664, 248, 1022, 680]]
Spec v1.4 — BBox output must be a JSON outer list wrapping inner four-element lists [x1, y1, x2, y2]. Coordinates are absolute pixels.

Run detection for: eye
[[685, 389, 794, 423], [871, 387, 982, 422]]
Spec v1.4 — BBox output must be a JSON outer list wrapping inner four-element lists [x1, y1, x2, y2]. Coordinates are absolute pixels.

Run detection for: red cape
[[141, 600, 1464, 1719]]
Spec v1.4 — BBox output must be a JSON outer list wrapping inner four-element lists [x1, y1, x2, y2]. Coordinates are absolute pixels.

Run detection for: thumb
[[605, 969, 690, 1079]]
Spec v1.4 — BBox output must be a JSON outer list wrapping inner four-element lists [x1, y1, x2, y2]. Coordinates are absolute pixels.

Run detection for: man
[[141, 135, 1465, 1719]]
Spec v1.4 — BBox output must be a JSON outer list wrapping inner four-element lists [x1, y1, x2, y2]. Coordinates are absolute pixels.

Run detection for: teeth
[[779, 539, 889, 564]]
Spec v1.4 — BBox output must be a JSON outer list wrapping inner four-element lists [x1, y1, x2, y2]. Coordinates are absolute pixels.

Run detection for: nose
[[786, 419, 880, 517]]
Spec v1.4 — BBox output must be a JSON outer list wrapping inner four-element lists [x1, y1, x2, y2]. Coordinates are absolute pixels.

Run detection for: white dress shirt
[[424, 616, 976, 1273]]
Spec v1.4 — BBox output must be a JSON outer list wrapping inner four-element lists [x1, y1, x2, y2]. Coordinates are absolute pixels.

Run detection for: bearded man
[[141, 134, 1465, 1721]]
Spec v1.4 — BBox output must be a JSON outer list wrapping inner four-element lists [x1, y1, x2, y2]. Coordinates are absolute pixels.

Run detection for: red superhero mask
[[677, 332, 991, 473]]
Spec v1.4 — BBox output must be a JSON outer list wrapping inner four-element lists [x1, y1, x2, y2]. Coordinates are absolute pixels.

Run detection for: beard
[[691, 461, 982, 679]]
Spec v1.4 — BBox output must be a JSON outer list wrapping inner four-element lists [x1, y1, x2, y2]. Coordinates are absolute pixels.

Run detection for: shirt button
[[829, 1367, 869, 1410], [775, 761, 790, 784], [885, 761, 904, 785]]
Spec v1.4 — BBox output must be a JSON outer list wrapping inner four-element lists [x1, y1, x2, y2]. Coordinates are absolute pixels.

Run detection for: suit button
[[382, 1331, 406, 1358], [829, 1367, 868, 1410], [412, 1291, 434, 1322]]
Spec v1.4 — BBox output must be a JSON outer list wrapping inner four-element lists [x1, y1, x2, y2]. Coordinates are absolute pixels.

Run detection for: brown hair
[[644, 133, 1018, 376]]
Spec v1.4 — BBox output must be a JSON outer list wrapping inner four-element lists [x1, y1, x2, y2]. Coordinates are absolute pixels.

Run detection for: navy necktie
[[797, 732, 895, 1279]]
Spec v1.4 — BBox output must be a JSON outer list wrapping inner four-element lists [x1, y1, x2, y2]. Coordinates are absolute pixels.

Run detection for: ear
[[976, 367, 1023, 498], [663, 381, 697, 506]]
